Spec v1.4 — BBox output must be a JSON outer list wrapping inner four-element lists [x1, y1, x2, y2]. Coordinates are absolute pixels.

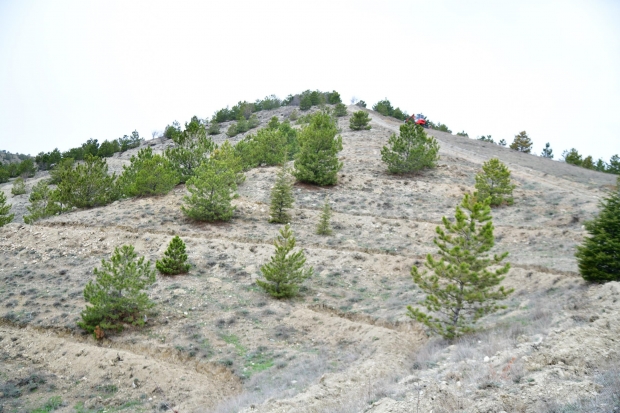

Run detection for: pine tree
[[49, 158, 75, 184], [575, 179, 620, 282], [24, 180, 61, 224], [0, 190, 14, 227], [54, 154, 118, 208], [316, 197, 332, 235], [299, 94, 312, 111], [582, 156, 595, 170], [226, 123, 238, 138], [608, 155, 620, 174], [562, 148, 582, 166], [349, 111, 372, 130], [78, 245, 156, 338], [181, 156, 237, 222], [156, 236, 191, 275], [164, 119, 215, 183], [118, 147, 179, 198], [252, 128, 288, 166], [267, 116, 280, 129], [11, 177, 26, 195], [408, 194, 513, 339], [293, 111, 343, 186], [475, 158, 516, 207], [248, 114, 260, 129], [333, 103, 347, 117], [257, 224, 313, 298], [269, 166, 294, 224], [211, 140, 246, 185], [540, 142, 554, 158], [381, 122, 440, 174], [595, 158, 608, 172], [0, 166, 9, 183], [207, 121, 221, 135], [498, 139, 507, 147], [509, 131, 533, 153]]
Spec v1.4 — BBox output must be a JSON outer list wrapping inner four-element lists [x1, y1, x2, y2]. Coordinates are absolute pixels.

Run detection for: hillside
[[0, 105, 618, 413]]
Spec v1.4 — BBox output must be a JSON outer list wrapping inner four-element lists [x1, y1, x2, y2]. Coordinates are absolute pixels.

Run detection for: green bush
[[349, 111, 371, 131], [164, 122, 182, 141], [181, 156, 237, 222], [24, 180, 61, 224], [333, 103, 347, 117], [373, 99, 394, 117], [81, 138, 100, 157], [436, 123, 452, 133], [118, 130, 142, 152], [35, 148, 62, 171], [164, 120, 215, 182], [211, 140, 246, 185], [257, 224, 313, 298], [269, 166, 294, 224], [408, 194, 512, 339], [316, 197, 332, 235], [207, 121, 221, 135], [293, 111, 343, 186], [156, 236, 191, 275], [289, 109, 299, 121], [0, 190, 14, 227], [562, 148, 582, 166], [328, 91, 342, 104], [509, 131, 533, 153], [97, 140, 119, 158], [279, 120, 299, 159], [236, 116, 249, 134], [118, 147, 179, 197], [54, 154, 118, 208], [254, 94, 282, 111], [11, 177, 26, 195], [252, 128, 288, 166], [267, 116, 280, 129], [18, 158, 36, 178], [235, 122, 297, 169], [393, 107, 407, 121], [234, 136, 258, 170], [608, 155, 620, 174], [474, 158, 516, 207], [78, 245, 156, 338], [582, 155, 595, 170], [48, 158, 74, 185], [226, 123, 239, 137], [0, 166, 8, 183], [248, 114, 260, 129], [299, 94, 312, 111], [380, 122, 439, 174], [576, 179, 620, 282]]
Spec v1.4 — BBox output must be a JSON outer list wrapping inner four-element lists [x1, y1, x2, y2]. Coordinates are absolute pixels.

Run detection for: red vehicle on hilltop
[[406, 113, 428, 128]]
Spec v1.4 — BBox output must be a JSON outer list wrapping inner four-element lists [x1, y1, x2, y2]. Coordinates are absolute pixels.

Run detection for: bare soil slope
[[0, 106, 618, 413]]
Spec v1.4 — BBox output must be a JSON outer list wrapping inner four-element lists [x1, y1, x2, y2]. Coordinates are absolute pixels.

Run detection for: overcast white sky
[[0, 0, 619, 161]]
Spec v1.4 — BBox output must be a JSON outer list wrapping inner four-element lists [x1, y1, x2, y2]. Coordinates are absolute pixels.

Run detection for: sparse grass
[[31, 396, 62, 413]]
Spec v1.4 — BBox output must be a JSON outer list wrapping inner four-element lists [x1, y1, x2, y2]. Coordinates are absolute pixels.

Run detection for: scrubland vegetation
[[1, 90, 619, 412]]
